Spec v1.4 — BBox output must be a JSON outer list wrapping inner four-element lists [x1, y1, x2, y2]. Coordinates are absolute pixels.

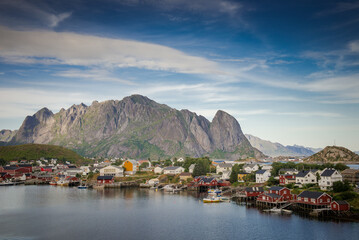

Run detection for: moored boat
[[78, 185, 88, 189], [203, 197, 221, 203]]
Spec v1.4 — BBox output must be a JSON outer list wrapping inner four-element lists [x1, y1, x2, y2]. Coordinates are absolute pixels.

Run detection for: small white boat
[[203, 197, 221, 203], [78, 185, 88, 189], [263, 207, 292, 214], [162, 185, 174, 192], [208, 189, 222, 194]]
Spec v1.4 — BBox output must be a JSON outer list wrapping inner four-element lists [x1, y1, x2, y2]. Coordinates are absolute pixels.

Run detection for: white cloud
[[0, 0, 71, 28], [0, 26, 222, 75]]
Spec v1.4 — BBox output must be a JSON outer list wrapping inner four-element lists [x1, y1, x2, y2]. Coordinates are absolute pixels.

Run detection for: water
[[0, 186, 358, 240], [347, 164, 359, 169]]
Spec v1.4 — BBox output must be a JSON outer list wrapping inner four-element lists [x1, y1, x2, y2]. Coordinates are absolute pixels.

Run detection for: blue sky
[[0, 0, 358, 150]]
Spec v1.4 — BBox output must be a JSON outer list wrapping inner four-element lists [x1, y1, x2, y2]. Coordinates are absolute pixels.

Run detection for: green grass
[[0, 144, 84, 164]]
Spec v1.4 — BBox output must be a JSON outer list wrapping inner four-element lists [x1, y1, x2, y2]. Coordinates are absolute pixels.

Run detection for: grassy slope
[[0, 144, 84, 164]]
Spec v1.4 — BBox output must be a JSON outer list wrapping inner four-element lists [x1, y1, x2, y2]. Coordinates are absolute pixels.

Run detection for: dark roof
[[97, 176, 114, 180], [269, 186, 285, 191], [17, 164, 32, 167], [245, 187, 264, 192], [264, 193, 281, 198], [164, 166, 182, 170], [298, 191, 326, 199], [333, 200, 349, 205], [321, 169, 336, 177], [296, 170, 310, 178], [201, 177, 216, 183], [3, 166, 20, 170], [256, 170, 267, 174], [67, 165, 77, 168]]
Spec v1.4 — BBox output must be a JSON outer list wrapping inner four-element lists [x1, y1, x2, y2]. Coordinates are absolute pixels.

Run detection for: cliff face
[[5, 94, 264, 160]]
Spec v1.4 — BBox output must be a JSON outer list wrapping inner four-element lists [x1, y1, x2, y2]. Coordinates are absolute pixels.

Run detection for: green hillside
[[0, 144, 84, 164]]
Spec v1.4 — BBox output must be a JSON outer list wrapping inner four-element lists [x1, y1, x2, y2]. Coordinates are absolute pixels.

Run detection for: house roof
[[164, 166, 182, 170], [3, 166, 20, 170], [256, 169, 267, 174], [333, 200, 349, 205], [264, 193, 281, 198], [218, 163, 233, 168], [296, 170, 310, 178], [298, 191, 326, 199], [97, 176, 114, 180], [269, 186, 285, 191], [321, 169, 336, 177], [245, 187, 264, 192], [245, 164, 257, 168]]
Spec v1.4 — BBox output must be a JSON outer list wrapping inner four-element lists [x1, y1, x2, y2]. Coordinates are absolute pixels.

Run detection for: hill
[[304, 146, 359, 163], [0, 144, 84, 164], [245, 134, 320, 157], [1, 95, 264, 160]]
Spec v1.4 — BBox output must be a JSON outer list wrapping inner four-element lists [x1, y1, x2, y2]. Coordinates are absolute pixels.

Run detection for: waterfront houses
[[318, 168, 343, 190], [331, 200, 350, 211], [296, 191, 332, 207], [243, 187, 264, 197], [100, 165, 124, 177], [97, 176, 115, 184], [295, 170, 317, 186], [267, 186, 292, 201], [256, 169, 271, 183]]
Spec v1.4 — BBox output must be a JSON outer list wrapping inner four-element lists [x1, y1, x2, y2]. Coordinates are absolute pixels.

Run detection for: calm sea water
[[0, 186, 358, 240]]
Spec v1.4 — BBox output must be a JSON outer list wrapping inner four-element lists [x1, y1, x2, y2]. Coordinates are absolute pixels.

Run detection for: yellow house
[[123, 160, 139, 174], [238, 172, 249, 182]]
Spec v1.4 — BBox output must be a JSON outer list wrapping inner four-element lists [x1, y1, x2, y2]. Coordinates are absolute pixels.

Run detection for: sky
[[0, 0, 358, 151]]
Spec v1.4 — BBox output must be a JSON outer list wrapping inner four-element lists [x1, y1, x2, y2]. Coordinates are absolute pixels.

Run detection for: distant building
[[256, 169, 271, 183], [318, 168, 342, 190], [341, 169, 359, 183], [100, 165, 124, 177], [244, 164, 259, 173], [216, 163, 233, 174], [295, 170, 317, 186], [279, 174, 296, 185], [123, 160, 139, 175], [97, 176, 114, 184], [163, 166, 184, 175]]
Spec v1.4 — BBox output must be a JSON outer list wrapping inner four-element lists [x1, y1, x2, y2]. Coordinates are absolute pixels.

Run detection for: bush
[[333, 181, 352, 193], [286, 183, 295, 189], [333, 191, 358, 201]]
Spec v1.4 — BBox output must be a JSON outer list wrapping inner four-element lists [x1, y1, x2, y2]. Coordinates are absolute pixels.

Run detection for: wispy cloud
[[53, 68, 136, 85], [0, 26, 222, 75], [0, 0, 71, 28], [316, 1, 359, 16]]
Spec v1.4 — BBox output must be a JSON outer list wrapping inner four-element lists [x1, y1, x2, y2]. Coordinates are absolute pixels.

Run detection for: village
[[1, 156, 359, 221]]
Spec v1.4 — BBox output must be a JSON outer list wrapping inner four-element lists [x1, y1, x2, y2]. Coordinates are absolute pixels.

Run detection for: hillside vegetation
[[0, 144, 84, 164], [305, 146, 359, 163]]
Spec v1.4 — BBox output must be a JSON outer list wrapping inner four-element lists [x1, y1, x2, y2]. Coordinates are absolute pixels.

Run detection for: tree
[[229, 164, 243, 183], [267, 176, 279, 186], [333, 181, 352, 193], [192, 158, 211, 177], [334, 163, 349, 171]]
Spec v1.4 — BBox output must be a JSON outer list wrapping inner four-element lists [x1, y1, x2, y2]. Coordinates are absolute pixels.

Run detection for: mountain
[[3, 95, 264, 160], [0, 144, 84, 164], [245, 134, 320, 157], [0, 129, 17, 142], [304, 146, 359, 163]]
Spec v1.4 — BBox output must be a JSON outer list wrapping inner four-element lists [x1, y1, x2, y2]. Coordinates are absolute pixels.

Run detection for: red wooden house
[[296, 191, 332, 206], [190, 176, 218, 187], [279, 174, 296, 185], [257, 193, 286, 203], [97, 176, 114, 184], [16, 164, 33, 172], [244, 187, 264, 197], [0, 172, 12, 181], [41, 166, 53, 172], [331, 200, 350, 211], [268, 186, 292, 201], [1, 166, 31, 177]]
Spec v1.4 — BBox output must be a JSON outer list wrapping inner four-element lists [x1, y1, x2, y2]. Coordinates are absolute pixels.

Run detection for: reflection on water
[[0, 186, 358, 240]]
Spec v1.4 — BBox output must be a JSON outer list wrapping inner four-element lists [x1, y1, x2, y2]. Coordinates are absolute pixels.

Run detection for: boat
[[57, 180, 69, 186], [208, 189, 222, 195], [78, 185, 88, 189], [218, 196, 230, 202], [263, 207, 292, 214], [49, 181, 57, 186], [162, 185, 174, 192], [203, 197, 221, 203]]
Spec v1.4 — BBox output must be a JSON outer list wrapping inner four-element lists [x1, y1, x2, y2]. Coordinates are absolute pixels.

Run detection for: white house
[[216, 163, 233, 174], [244, 164, 259, 173], [260, 164, 273, 171], [189, 164, 196, 174], [221, 171, 232, 180], [65, 168, 84, 177], [256, 169, 271, 183], [319, 168, 343, 190], [99, 165, 124, 177], [80, 166, 91, 175], [163, 166, 184, 175], [295, 170, 317, 186], [154, 166, 164, 174]]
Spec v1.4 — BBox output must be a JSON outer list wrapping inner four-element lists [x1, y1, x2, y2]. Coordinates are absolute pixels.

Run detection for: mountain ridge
[[304, 146, 359, 163], [245, 134, 321, 157], [2, 94, 264, 160]]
